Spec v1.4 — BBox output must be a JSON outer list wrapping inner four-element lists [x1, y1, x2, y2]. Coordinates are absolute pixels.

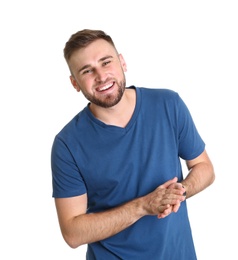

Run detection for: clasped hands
[[142, 177, 186, 219]]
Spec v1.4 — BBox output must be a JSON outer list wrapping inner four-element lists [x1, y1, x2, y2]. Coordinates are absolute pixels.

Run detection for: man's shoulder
[[135, 86, 179, 100], [55, 108, 87, 139]]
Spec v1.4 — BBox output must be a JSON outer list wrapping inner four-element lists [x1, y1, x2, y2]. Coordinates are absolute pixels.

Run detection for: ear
[[70, 75, 81, 92], [118, 54, 127, 72]]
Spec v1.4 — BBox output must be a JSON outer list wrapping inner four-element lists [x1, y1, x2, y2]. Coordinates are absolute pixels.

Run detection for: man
[[51, 29, 215, 259]]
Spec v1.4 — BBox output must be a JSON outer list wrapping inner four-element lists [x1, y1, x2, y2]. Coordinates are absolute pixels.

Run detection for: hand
[[166, 181, 186, 213], [141, 177, 185, 219]]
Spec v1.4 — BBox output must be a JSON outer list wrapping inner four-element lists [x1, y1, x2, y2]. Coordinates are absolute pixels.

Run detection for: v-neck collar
[[85, 86, 141, 133]]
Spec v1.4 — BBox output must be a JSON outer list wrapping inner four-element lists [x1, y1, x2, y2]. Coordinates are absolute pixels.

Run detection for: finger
[[159, 177, 178, 189], [167, 182, 185, 194], [172, 202, 181, 213], [161, 196, 185, 206], [164, 187, 186, 196], [157, 206, 172, 219], [158, 204, 170, 213]]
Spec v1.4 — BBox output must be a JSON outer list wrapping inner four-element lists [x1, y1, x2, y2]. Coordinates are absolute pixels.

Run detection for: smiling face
[[68, 39, 127, 108]]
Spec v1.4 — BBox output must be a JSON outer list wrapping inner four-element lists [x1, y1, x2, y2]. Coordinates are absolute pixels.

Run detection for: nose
[[95, 68, 107, 83]]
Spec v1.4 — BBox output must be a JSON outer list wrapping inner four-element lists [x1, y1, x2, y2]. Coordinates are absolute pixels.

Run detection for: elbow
[[62, 233, 84, 249], [208, 163, 216, 186], [66, 241, 80, 249], [211, 169, 216, 185]]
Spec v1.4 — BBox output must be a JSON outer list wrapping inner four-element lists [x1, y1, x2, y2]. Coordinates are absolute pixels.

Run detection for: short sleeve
[[177, 95, 205, 160], [51, 136, 87, 198]]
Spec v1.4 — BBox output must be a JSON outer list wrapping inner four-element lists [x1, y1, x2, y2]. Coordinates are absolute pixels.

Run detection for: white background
[[1, 0, 237, 259]]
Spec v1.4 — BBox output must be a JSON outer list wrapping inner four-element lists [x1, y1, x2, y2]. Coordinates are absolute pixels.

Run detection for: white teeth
[[99, 83, 113, 91]]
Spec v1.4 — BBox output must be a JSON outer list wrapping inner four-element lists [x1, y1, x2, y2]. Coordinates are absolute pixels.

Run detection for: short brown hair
[[64, 29, 116, 62]]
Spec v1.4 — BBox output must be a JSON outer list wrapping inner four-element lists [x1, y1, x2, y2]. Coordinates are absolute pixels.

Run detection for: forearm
[[181, 160, 215, 199], [58, 177, 185, 248], [62, 198, 144, 248]]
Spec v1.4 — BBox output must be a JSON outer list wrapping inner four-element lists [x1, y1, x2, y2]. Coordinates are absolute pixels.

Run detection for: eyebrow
[[77, 55, 113, 74]]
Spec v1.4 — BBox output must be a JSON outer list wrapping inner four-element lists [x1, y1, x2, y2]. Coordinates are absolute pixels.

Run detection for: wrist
[[180, 183, 187, 198]]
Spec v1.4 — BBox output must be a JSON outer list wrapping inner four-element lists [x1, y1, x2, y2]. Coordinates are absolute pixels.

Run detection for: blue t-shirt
[[51, 86, 204, 260]]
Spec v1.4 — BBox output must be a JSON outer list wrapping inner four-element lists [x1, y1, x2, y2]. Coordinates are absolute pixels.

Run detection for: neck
[[89, 88, 136, 128]]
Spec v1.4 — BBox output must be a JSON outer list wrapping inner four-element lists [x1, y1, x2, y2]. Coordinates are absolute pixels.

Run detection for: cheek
[[78, 77, 94, 92]]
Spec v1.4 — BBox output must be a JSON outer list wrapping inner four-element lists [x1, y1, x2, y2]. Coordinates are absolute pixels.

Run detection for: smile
[[97, 82, 114, 92]]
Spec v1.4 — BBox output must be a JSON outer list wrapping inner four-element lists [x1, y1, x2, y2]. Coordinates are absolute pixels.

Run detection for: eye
[[82, 69, 93, 74], [102, 60, 111, 66]]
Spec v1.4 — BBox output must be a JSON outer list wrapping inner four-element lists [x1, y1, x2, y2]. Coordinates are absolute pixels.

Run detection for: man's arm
[[54, 177, 185, 248], [181, 149, 215, 198], [163, 149, 215, 214]]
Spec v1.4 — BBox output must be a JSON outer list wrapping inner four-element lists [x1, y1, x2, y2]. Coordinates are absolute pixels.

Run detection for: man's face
[[68, 39, 127, 108]]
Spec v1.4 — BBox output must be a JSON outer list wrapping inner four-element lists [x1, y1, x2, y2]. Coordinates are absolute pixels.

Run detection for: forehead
[[69, 39, 117, 67]]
